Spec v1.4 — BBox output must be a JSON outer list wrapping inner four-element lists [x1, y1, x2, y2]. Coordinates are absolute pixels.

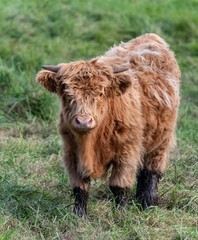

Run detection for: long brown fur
[[36, 33, 180, 194]]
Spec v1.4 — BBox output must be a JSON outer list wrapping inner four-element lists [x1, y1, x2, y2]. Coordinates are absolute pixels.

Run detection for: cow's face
[[36, 60, 131, 133]]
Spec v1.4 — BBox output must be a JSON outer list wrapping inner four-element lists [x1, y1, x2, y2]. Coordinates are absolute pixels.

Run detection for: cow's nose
[[74, 115, 95, 130]]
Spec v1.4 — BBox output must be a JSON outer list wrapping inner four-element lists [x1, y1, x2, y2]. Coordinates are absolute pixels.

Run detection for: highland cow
[[36, 33, 180, 216]]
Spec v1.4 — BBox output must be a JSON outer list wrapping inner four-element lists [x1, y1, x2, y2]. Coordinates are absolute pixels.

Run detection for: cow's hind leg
[[109, 159, 138, 207], [136, 139, 171, 209], [136, 169, 161, 209]]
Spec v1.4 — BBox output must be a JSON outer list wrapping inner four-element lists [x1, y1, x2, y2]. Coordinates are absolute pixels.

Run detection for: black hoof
[[73, 187, 88, 217], [136, 191, 159, 210], [110, 186, 131, 207], [73, 205, 87, 217], [136, 170, 161, 209]]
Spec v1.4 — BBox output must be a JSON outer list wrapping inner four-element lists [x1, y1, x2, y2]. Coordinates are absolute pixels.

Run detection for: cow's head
[[36, 60, 131, 133]]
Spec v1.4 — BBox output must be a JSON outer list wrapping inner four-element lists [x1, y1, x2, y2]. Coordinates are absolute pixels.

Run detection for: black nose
[[74, 115, 95, 129]]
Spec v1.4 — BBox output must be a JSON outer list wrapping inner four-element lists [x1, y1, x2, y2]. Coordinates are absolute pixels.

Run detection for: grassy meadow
[[0, 0, 197, 239]]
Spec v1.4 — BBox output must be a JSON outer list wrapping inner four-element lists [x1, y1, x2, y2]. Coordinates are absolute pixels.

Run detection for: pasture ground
[[0, 0, 197, 239]]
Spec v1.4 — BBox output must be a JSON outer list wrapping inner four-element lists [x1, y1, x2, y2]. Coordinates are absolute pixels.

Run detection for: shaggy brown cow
[[36, 33, 180, 216]]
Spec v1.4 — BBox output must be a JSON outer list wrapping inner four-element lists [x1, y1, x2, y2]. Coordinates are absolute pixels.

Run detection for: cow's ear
[[108, 74, 132, 96], [36, 70, 58, 93], [36, 65, 62, 94]]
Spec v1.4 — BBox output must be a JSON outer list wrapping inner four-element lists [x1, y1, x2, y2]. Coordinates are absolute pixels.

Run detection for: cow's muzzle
[[72, 115, 96, 132]]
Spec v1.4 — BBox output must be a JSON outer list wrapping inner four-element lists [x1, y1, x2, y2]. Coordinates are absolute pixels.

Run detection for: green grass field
[[0, 0, 197, 239]]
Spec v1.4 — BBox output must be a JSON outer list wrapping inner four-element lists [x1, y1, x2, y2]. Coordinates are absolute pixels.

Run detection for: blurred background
[[0, 0, 197, 239]]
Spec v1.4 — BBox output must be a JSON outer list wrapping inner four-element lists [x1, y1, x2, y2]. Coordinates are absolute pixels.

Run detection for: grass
[[0, 0, 197, 239]]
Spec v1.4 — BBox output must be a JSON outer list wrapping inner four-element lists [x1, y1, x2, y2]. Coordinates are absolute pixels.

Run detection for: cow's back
[[127, 34, 180, 154], [102, 34, 180, 154]]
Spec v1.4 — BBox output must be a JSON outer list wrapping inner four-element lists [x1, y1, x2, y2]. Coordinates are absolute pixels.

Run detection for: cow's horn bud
[[113, 66, 129, 74], [42, 65, 61, 73]]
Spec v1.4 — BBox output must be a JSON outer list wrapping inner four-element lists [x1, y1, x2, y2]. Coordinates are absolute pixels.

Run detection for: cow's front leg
[[73, 176, 90, 217], [63, 153, 90, 217], [109, 160, 138, 207]]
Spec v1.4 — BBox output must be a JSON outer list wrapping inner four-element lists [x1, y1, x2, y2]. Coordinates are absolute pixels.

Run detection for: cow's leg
[[136, 169, 161, 209], [109, 160, 138, 207], [63, 154, 90, 217], [72, 176, 90, 217], [136, 138, 171, 209]]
